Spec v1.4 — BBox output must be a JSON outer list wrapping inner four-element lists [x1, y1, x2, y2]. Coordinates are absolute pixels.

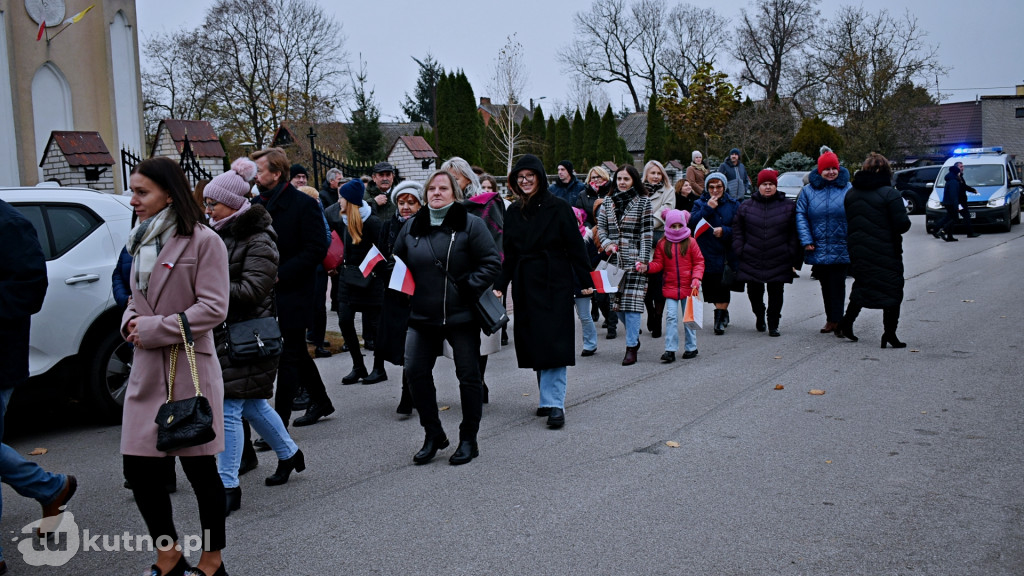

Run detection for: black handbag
[[155, 313, 216, 453], [342, 264, 373, 288], [426, 231, 508, 336], [224, 316, 282, 363]]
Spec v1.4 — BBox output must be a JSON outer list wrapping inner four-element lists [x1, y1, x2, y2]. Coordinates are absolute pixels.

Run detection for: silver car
[[777, 171, 809, 201]]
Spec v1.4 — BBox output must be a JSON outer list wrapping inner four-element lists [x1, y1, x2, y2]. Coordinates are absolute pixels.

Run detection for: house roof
[[40, 131, 114, 167], [392, 135, 436, 160], [666, 159, 685, 172], [154, 119, 225, 158], [617, 112, 648, 153], [478, 98, 529, 126], [601, 160, 618, 173], [921, 101, 983, 147]]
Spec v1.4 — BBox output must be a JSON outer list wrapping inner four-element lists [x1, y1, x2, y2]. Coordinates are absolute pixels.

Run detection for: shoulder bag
[[225, 316, 282, 364], [427, 231, 508, 336], [155, 313, 216, 453]]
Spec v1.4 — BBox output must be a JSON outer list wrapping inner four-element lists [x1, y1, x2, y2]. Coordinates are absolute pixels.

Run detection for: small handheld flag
[[694, 218, 712, 238], [359, 245, 385, 277], [36, 21, 46, 42], [590, 270, 618, 293], [388, 256, 416, 295]]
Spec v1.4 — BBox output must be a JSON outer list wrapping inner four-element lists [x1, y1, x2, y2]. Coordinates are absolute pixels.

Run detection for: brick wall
[[40, 142, 115, 192], [982, 97, 1024, 162]]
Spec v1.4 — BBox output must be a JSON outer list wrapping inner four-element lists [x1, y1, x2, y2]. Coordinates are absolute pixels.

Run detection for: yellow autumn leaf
[[773, 356, 782, 359], [774, 384, 784, 390], [809, 389, 825, 395], [665, 441, 680, 448], [440, 405, 450, 411], [825, 460, 832, 464], [29, 447, 47, 455]]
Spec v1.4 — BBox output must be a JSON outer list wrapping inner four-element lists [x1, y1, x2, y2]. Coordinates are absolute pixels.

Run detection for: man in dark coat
[[496, 155, 594, 429], [364, 162, 398, 221], [549, 160, 586, 204], [0, 199, 76, 559], [251, 148, 333, 427], [719, 148, 751, 200], [319, 167, 343, 208], [933, 164, 975, 241]]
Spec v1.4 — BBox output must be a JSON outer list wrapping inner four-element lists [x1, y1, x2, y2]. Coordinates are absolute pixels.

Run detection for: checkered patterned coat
[[598, 190, 653, 314]]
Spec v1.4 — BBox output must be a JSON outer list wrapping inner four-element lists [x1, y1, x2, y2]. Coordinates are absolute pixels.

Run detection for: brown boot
[[622, 344, 640, 366]]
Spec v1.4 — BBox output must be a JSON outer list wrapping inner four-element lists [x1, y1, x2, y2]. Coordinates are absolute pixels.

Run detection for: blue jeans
[[536, 367, 568, 409], [0, 388, 66, 561], [664, 298, 697, 353], [218, 398, 298, 488], [619, 311, 642, 347], [574, 297, 597, 352]]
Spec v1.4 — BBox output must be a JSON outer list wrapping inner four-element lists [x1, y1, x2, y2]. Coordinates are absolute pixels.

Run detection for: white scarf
[[127, 206, 178, 297]]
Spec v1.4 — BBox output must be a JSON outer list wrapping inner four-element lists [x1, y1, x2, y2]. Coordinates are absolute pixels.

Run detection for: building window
[[1016, 108, 1024, 118]]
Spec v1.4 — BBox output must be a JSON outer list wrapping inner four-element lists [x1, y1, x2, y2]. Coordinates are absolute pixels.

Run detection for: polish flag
[[359, 245, 384, 277], [694, 218, 713, 238], [590, 270, 618, 293], [388, 255, 415, 295], [36, 21, 46, 41]]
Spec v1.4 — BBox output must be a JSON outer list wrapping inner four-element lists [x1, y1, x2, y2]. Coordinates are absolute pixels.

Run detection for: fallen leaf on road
[[29, 448, 47, 455], [773, 356, 782, 359], [440, 405, 450, 411], [910, 349, 920, 352], [927, 290, 936, 293], [921, 411, 927, 414], [774, 384, 784, 390], [962, 299, 974, 303], [825, 460, 832, 464], [522, 393, 530, 396], [809, 389, 826, 395], [665, 441, 680, 448]]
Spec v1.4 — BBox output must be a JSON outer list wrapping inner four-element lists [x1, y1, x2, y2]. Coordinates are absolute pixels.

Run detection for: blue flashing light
[[953, 146, 1003, 155]]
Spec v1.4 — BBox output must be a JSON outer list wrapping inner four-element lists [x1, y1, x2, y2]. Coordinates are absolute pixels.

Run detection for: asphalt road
[[3, 214, 1022, 575]]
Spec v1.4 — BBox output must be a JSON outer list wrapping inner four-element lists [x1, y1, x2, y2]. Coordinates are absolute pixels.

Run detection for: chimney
[[479, 97, 491, 106]]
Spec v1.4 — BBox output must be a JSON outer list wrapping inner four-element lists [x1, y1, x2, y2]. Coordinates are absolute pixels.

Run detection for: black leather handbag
[[155, 313, 216, 453], [426, 232, 508, 336], [225, 316, 282, 363]]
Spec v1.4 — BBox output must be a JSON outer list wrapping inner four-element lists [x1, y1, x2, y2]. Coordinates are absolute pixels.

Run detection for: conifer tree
[[583, 103, 601, 167], [644, 91, 665, 164], [554, 115, 572, 170], [571, 109, 585, 169], [545, 116, 557, 172], [597, 105, 618, 164]]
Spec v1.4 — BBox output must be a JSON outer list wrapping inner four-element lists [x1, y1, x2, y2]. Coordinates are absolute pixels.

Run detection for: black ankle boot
[[768, 317, 780, 337], [721, 309, 730, 327], [713, 309, 724, 335], [448, 440, 479, 465], [341, 364, 368, 384], [413, 432, 449, 465], [838, 315, 858, 342], [224, 487, 241, 516], [265, 450, 305, 486], [755, 314, 766, 332]]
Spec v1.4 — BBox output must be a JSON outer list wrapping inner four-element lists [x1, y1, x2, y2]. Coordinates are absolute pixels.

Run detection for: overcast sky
[[137, 0, 1024, 121]]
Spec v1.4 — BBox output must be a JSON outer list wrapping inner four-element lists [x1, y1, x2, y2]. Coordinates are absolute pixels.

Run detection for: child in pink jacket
[[645, 209, 705, 362]]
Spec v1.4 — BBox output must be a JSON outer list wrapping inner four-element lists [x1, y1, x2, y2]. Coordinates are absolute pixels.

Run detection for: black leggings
[[338, 302, 380, 367], [123, 455, 226, 551]]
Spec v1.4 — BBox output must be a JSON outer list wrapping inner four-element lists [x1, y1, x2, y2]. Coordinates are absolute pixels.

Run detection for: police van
[[925, 147, 1022, 233]]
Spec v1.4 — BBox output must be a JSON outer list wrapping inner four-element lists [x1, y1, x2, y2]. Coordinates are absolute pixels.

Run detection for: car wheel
[[89, 329, 130, 423], [902, 193, 917, 214], [1003, 206, 1013, 232], [1012, 200, 1021, 225]]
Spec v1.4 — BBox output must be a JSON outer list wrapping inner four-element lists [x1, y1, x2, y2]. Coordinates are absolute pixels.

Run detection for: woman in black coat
[[732, 169, 801, 336], [327, 178, 386, 384], [840, 153, 912, 347], [393, 170, 501, 465], [495, 155, 595, 429]]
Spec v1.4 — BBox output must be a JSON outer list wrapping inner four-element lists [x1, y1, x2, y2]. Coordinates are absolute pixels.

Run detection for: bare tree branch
[[737, 0, 820, 102], [487, 35, 529, 174], [660, 4, 729, 98]]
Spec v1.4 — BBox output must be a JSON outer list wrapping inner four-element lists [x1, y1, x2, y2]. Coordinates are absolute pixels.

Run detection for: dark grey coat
[[845, 171, 912, 308]]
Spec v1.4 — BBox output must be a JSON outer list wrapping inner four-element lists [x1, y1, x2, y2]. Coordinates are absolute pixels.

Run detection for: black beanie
[[290, 164, 308, 178], [558, 160, 574, 175]]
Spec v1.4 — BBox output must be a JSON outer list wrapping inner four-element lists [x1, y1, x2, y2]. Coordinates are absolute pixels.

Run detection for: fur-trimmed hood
[[225, 203, 276, 242]]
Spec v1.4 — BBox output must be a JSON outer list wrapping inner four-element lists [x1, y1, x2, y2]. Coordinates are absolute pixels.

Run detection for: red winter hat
[[818, 147, 840, 172], [757, 169, 778, 187]]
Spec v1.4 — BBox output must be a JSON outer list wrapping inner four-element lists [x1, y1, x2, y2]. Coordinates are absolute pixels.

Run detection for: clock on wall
[[25, 0, 66, 27]]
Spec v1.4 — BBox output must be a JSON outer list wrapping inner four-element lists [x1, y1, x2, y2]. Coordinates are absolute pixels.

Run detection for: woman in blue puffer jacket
[[688, 172, 740, 335], [795, 146, 852, 335]]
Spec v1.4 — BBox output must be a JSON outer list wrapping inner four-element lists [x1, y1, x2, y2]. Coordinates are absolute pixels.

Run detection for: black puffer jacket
[[845, 170, 912, 309], [732, 190, 800, 284], [393, 202, 502, 327], [212, 204, 281, 399]]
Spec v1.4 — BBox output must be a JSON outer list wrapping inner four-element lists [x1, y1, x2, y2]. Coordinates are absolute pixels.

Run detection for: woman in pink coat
[[122, 157, 230, 576]]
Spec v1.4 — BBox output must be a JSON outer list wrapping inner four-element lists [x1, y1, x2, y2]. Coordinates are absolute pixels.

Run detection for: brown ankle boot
[[622, 345, 639, 366]]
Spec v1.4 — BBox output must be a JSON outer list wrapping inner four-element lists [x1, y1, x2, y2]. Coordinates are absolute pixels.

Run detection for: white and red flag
[[359, 245, 384, 277], [590, 270, 618, 293], [694, 218, 712, 238], [388, 256, 415, 295]]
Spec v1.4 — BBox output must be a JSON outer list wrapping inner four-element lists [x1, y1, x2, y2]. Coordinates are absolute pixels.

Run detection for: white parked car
[[0, 185, 133, 421]]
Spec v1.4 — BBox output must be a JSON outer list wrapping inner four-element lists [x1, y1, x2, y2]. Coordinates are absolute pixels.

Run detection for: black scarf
[[610, 187, 638, 223]]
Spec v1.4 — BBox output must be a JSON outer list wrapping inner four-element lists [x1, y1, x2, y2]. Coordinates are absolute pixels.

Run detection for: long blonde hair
[[343, 200, 363, 244]]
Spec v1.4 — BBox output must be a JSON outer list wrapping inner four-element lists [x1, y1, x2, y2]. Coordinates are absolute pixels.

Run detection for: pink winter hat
[[204, 158, 256, 210], [664, 209, 691, 242]]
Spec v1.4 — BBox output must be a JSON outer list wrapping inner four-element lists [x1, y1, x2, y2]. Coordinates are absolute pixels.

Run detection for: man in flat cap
[[364, 162, 397, 221]]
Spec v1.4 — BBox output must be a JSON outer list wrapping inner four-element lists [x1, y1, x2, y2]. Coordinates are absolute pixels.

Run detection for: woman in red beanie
[[795, 146, 852, 335], [733, 169, 801, 336]]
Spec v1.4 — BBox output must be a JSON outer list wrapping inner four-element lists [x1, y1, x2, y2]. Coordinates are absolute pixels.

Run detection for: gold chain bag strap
[[154, 313, 216, 452]]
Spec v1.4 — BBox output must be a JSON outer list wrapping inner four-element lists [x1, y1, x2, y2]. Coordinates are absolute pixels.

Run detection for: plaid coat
[[598, 190, 653, 314]]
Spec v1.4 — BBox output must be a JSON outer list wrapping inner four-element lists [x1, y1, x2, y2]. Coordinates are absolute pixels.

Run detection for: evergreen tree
[[597, 105, 618, 164], [791, 117, 843, 160], [529, 105, 546, 158], [644, 91, 665, 164], [571, 109, 585, 169], [616, 137, 632, 165], [348, 60, 384, 163], [401, 53, 443, 125], [436, 70, 482, 164], [583, 103, 601, 167], [554, 115, 572, 169], [545, 116, 557, 172]]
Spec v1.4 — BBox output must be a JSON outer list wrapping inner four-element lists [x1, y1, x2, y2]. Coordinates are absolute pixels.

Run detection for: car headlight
[[927, 197, 943, 210], [987, 194, 1007, 207]]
